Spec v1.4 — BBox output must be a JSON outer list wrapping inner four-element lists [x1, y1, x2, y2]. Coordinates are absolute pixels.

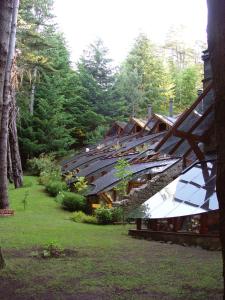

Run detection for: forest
[[15, 0, 205, 163]]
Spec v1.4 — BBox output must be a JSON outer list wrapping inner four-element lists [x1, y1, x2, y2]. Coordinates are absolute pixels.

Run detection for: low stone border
[[0, 209, 14, 217]]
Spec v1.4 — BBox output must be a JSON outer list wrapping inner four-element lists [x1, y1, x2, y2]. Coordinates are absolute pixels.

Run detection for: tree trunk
[[7, 138, 13, 183], [9, 91, 23, 188], [0, 1, 13, 125], [0, 0, 14, 209], [207, 1, 225, 298], [0, 101, 11, 208], [29, 66, 37, 116], [0, 0, 19, 209]]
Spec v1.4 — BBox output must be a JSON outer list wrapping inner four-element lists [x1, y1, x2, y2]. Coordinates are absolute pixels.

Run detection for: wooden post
[[136, 218, 142, 230], [200, 213, 208, 234], [147, 219, 151, 230]]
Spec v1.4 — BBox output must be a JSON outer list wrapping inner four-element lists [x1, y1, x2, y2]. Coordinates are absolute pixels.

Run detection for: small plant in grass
[[31, 241, 64, 259], [44, 240, 64, 258], [22, 191, 29, 210], [58, 192, 86, 212]]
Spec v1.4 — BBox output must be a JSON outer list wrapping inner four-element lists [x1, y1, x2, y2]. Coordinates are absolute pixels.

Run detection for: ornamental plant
[[114, 158, 133, 197]]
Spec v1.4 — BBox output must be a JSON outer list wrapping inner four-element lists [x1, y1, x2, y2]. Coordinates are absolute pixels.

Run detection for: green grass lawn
[[0, 176, 223, 300]]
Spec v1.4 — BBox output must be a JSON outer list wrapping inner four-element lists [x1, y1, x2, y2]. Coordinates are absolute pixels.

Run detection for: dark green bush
[[45, 180, 68, 197], [95, 207, 112, 224], [60, 192, 86, 212]]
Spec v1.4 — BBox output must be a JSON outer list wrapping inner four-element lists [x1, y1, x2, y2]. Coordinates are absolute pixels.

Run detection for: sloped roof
[[154, 113, 178, 127], [77, 154, 135, 178], [115, 121, 127, 129], [132, 117, 148, 129], [129, 160, 217, 219], [87, 158, 180, 196]]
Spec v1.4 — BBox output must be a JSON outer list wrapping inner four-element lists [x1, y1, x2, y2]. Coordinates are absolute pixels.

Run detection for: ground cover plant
[[0, 176, 223, 300]]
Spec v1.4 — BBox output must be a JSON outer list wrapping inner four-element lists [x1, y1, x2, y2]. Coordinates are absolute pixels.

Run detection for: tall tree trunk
[[0, 100, 11, 208], [0, 0, 20, 209], [7, 138, 13, 183], [207, 1, 225, 298], [29, 66, 37, 116], [9, 90, 23, 188], [0, 0, 13, 124]]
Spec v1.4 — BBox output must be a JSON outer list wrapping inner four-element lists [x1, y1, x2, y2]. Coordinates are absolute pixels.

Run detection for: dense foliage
[[16, 1, 205, 163], [58, 192, 86, 212]]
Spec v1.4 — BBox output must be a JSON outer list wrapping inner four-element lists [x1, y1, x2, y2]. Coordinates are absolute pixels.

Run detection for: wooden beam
[[136, 218, 142, 230], [187, 138, 205, 161], [169, 105, 213, 155], [155, 81, 213, 152]]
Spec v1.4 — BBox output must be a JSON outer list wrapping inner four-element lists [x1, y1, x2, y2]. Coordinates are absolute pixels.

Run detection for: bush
[[111, 207, 123, 223], [60, 192, 86, 212], [71, 211, 86, 222], [83, 215, 97, 224], [71, 211, 97, 224], [27, 154, 59, 176], [38, 170, 61, 186], [45, 180, 68, 197], [95, 207, 112, 225]]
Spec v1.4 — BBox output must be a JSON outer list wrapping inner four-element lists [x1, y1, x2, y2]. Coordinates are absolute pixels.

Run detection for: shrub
[[27, 154, 59, 176], [111, 207, 123, 223], [95, 207, 112, 225], [60, 192, 86, 212], [45, 180, 68, 197], [73, 177, 88, 195], [42, 240, 63, 258], [82, 215, 97, 224], [71, 211, 86, 222], [71, 211, 97, 224]]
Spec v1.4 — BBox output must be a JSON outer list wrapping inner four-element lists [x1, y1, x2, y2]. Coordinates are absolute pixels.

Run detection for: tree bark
[[0, 0, 20, 208], [7, 137, 13, 183], [9, 90, 23, 188], [29, 66, 37, 116], [0, 0, 13, 124], [207, 1, 225, 298]]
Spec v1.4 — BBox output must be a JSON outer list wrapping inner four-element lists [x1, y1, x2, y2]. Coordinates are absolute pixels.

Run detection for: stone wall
[[115, 160, 183, 212]]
